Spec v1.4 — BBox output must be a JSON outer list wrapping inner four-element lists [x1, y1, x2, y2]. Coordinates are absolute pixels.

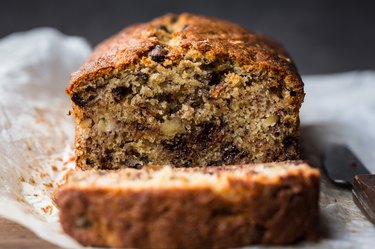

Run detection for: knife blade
[[323, 144, 375, 224]]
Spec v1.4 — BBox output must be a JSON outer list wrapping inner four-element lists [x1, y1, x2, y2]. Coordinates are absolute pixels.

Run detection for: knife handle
[[352, 174, 375, 224]]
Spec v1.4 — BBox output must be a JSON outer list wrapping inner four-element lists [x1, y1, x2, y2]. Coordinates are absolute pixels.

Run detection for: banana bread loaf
[[56, 161, 319, 248], [67, 13, 304, 170]]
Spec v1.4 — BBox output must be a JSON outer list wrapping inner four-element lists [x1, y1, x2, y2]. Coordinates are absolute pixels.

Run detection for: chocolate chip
[[85, 158, 94, 165], [244, 77, 254, 86], [161, 136, 190, 155], [157, 24, 170, 33], [221, 142, 240, 164], [120, 156, 143, 169], [207, 160, 224, 166], [170, 15, 178, 23], [140, 156, 149, 165], [129, 163, 142, 170], [71, 93, 87, 107], [189, 91, 205, 109], [75, 216, 91, 229], [208, 72, 223, 86], [190, 97, 203, 108], [129, 149, 141, 157], [195, 71, 223, 86], [183, 159, 193, 167], [172, 158, 193, 168], [290, 91, 297, 96], [135, 123, 146, 131], [283, 136, 298, 148], [196, 122, 218, 143], [156, 93, 181, 114], [100, 149, 113, 165], [149, 45, 169, 63], [154, 114, 164, 123], [270, 86, 283, 98], [111, 86, 131, 102], [137, 72, 149, 84], [168, 102, 181, 115]]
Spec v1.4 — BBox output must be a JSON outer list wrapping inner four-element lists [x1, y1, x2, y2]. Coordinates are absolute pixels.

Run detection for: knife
[[323, 144, 375, 224]]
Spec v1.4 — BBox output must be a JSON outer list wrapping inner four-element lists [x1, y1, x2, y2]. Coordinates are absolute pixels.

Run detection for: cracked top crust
[[67, 13, 302, 94]]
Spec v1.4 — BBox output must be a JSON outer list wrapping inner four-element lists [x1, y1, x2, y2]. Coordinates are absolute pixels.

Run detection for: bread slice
[[66, 13, 304, 170], [56, 161, 319, 248]]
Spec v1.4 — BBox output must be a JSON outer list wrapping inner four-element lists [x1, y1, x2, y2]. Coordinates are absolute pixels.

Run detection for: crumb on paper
[[41, 205, 53, 215], [40, 172, 49, 178], [43, 183, 53, 188], [19, 145, 76, 220], [60, 169, 76, 183], [46, 146, 56, 155], [29, 178, 36, 185], [63, 156, 75, 165], [16, 197, 26, 203], [26, 143, 33, 151]]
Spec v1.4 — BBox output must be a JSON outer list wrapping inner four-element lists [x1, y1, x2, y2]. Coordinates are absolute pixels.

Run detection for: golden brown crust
[[56, 162, 320, 248], [67, 13, 302, 95]]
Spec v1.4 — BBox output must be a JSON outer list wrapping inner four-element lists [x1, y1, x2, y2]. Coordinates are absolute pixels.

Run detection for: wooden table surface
[[0, 217, 61, 249]]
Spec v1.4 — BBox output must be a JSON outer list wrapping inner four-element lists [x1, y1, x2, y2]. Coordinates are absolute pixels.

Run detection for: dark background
[[2, 0, 375, 74]]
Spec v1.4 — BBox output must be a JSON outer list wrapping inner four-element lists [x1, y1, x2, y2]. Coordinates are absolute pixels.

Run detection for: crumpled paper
[[0, 28, 90, 249], [0, 28, 374, 249]]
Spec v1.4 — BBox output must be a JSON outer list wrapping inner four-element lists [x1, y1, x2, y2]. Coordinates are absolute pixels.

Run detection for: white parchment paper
[[0, 29, 374, 249]]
